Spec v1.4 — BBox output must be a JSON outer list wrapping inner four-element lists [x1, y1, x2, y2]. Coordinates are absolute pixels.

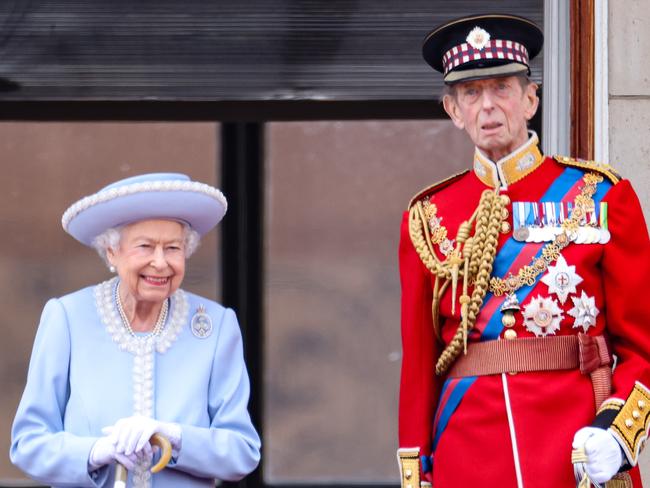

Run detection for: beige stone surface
[[610, 2, 650, 481], [264, 120, 473, 482], [608, 99, 650, 219], [609, 0, 650, 96], [642, 451, 650, 485]]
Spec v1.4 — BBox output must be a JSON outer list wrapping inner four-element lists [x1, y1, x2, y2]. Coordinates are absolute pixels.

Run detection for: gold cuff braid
[[397, 448, 421, 488], [609, 382, 650, 466], [605, 473, 633, 487]]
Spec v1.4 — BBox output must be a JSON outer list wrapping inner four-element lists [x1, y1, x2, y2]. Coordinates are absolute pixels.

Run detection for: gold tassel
[[431, 276, 440, 340], [448, 249, 463, 315], [459, 295, 470, 354]]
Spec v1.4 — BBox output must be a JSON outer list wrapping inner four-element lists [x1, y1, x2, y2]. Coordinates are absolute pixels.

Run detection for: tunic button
[[625, 419, 634, 428], [405, 470, 412, 480], [504, 329, 517, 340], [633, 410, 641, 419], [639, 400, 646, 410]]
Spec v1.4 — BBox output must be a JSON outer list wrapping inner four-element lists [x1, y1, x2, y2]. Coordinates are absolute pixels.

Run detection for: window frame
[[0, 3, 583, 486]]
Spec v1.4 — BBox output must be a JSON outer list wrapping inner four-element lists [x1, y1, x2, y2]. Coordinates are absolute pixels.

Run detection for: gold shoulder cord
[[409, 172, 604, 376], [409, 188, 507, 375]]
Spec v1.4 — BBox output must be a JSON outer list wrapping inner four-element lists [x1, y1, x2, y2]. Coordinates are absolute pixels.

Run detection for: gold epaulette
[[554, 155, 621, 184], [608, 382, 650, 466], [407, 170, 470, 210]]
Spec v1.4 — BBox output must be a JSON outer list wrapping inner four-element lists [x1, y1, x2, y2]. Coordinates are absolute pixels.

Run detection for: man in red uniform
[[397, 14, 650, 488]]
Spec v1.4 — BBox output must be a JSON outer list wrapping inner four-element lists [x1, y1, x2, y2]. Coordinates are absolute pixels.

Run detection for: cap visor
[[444, 62, 529, 84]]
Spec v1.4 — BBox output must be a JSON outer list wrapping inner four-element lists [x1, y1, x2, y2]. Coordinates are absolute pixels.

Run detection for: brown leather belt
[[448, 334, 612, 407]]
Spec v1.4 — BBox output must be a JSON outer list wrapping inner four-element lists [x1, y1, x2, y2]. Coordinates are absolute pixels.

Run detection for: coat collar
[[472, 132, 544, 189]]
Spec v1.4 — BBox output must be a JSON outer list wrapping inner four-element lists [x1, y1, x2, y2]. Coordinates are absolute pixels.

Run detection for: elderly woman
[[10, 173, 261, 487]]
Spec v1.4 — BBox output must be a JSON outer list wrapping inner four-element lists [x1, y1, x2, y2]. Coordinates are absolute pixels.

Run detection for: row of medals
[[514, 224, 610, 245], [512, 201, 610, 245]]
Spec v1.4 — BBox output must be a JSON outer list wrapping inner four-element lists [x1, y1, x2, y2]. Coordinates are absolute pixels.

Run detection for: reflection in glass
[[264, 121, 473, 483]]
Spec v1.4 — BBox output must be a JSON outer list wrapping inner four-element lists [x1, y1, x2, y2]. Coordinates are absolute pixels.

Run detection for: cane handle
[[112, 433, 172, 487], [150, 433, 172, 474]]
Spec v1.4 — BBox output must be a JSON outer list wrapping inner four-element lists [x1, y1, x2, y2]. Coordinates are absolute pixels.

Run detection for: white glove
[[89, 436, 140, 471], [572, 427, 623, 484], [103, 415, 182, 457]]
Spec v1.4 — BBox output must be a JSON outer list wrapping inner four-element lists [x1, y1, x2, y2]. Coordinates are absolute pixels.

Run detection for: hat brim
[[64, 183, 227, 246], [444, 61, 529, 84]]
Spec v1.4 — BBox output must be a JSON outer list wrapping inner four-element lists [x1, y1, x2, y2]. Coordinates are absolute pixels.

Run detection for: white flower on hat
[[466, 26, 491, 50]]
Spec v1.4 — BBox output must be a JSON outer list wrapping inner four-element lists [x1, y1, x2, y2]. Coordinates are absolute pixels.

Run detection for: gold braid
[[434, 189, 504, 375]]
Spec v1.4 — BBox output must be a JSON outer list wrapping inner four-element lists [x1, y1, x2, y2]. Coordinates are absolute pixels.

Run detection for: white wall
[[609, 0, 650, 219], [608, 0, 650, 480]]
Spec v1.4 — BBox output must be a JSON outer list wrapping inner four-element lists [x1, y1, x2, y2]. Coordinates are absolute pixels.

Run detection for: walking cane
[[113, 433, 173, 488]]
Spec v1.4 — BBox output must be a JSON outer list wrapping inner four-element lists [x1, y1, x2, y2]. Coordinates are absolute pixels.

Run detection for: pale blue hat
[[62, 173, 228, 246]]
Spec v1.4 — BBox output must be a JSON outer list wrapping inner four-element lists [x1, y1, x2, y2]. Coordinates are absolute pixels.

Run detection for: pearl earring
[[109, 265, 116, 273]]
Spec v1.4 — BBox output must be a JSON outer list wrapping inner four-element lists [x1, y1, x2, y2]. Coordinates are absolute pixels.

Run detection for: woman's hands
[[89, 436, 142, 470], [89, 416, 182, 469], [103, 415, 182, 456]]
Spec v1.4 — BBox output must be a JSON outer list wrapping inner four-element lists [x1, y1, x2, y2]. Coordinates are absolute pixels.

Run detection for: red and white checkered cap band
[[442, 39, 529, 75]]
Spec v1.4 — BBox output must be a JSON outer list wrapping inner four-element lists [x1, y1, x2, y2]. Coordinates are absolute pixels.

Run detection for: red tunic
[[398, 153, 650, 487]]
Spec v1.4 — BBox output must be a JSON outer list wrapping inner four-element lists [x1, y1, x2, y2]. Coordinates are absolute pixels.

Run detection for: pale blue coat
[[11, 281, 261, 487]]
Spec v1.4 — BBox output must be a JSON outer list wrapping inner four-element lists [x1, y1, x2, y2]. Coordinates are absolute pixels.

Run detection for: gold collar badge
[[473, 133, 544, 188]]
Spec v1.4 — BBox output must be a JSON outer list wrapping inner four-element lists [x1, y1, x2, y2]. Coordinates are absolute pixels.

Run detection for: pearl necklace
[[115, 282, 169, 337]]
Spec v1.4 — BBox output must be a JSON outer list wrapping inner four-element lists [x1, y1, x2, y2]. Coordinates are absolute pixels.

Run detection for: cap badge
[[191, 304, 213, 338], [466, 26, 491, 50]]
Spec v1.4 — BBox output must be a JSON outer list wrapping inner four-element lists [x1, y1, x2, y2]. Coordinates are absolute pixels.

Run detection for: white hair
[[91, 222, 201, 268]]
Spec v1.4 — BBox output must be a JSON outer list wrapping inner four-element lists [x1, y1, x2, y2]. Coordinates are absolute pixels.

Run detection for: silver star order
[[540, 254, 583, 304], [568, 290, 599, 332], [522, 295, 564, 337]]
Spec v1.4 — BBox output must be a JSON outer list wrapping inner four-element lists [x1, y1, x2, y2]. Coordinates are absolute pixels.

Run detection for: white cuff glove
[[572, 427, 623, 485], [89, 436, 140, 471], [103, 415, 182, 457]]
